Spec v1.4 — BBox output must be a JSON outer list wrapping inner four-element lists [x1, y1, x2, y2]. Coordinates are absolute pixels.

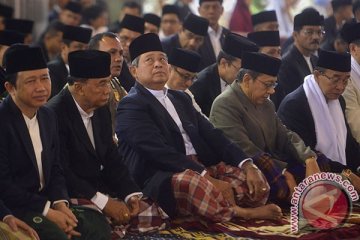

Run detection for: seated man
[[48, 25, 92, 98], [166, 47, 203, 114], [341, 21, 360, 144], [47, 50, 166, 235], [116, 33, 282, 222], [0, 200, 39, 240], [210, 52, 322, 201], [278, 49, 360, 189], [161, 13, 209, 56], [0, 45, 110, 240], [190, 32, 258, 116], [247, 31, 281, 59]]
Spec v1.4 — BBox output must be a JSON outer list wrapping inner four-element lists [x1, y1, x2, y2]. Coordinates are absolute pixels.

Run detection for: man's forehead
[[18, 68, 49, 76], [142, 51, 166, 57]]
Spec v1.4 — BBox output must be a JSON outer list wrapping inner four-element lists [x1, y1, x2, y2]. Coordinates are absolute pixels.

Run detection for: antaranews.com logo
[[290, 172, 359, 233]]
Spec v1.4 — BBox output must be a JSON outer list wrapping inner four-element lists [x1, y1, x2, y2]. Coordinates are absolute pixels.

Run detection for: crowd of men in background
[[1, 0, 360, 239]]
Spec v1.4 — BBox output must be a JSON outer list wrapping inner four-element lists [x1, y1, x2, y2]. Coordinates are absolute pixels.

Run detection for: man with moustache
[[88, 32, 127, 133], [273, 9, 324, 109]]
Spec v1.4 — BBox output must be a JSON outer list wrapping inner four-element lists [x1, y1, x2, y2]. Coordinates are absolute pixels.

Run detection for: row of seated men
[[0, 30, 360, 239]]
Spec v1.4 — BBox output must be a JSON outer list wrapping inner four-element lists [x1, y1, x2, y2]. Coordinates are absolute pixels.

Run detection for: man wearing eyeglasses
[[273, 9, 324, 109], [190, 32, 258, 116], [165, 48, 204, 115], [210, 52, 323, 203], [278, 49, 360, 192]]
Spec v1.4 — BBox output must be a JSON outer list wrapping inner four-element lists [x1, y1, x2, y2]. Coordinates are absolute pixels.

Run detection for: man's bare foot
[[232, 204, 282, 220], [283, 170, 296, 198]]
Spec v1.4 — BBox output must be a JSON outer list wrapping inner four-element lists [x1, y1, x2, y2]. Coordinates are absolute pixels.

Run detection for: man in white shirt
[[197, 0, 231, 70], [341, 21, 360, 144], [116, 33, 282, 223], [0, 45, 109, 239], [274, 9, 324, 109]]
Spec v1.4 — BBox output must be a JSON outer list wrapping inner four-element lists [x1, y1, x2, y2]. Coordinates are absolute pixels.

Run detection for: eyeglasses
[[257, 79, 278, 89], [173, 67, 197, 82], [229, 62, 241, 70], [321, 73, 349, 86], [302, 29, 326, 37]]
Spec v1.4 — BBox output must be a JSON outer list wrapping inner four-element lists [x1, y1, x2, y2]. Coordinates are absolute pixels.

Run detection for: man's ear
[[73, 82, 85, 96], [4, 81, 14, 95], [129, 65, 137, 79]]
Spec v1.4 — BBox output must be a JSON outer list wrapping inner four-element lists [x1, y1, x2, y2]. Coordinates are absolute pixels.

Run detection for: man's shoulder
[[46, 89, 70, 114], [47, 56, 63, 67], [161, 34, 177, 45], [196, 64, 217, 82], [279, 86, 306, 109]]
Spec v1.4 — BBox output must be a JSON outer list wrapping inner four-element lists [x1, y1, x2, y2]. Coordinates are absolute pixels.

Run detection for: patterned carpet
[[123, 203, 360, 240]]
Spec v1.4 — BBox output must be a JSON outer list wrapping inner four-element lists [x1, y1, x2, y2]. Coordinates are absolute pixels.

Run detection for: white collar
[[208, 25, 222, 36], [72, 96, 94, 118], [146, 87, 168, 98]]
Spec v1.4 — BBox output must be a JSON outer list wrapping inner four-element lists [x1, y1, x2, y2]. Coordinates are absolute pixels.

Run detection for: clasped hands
[[103, 196, 140, 225]]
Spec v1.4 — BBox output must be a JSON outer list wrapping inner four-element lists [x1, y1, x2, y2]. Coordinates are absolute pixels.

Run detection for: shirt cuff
[[91, 192, 109, 210], [238, 158, 253, 169], [201, 170, 207, 176], [52, 200, 69, 208], [124, 192, 143, 204], [42, 201, 51, 216], [2, 215, 12, 222]]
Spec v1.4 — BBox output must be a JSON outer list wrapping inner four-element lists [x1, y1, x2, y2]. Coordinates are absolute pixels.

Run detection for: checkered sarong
[[252, 153, 290, 201], [71, 198, 169, 239], [172, 162, 269, 223]]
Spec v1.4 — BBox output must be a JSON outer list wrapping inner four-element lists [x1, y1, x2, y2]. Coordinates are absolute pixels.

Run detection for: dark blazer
[[197, 27, 230, 71], [48, 55, 69, 98], [0, 200, 11, 220], [0, 96, 68, 217], [189, 63, 221, 116], [321, 16, 336, 51], [272, 45, 318, 109], [277, 86, 360, 172], [47, 88, 140, 200], [116, 82, 248, 216], [161, 34, 182, 58], [119, 61, 135, 92]]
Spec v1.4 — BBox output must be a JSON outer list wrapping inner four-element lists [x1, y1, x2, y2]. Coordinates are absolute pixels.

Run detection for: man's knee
[[72, 207, 111, 240]]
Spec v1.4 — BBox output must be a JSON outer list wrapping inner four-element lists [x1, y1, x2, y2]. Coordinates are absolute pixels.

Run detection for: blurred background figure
[[144, 13, 161, 34], [81, 4, 109, 36], [108, 1, 142, 33], [229, 0, 253, 35]]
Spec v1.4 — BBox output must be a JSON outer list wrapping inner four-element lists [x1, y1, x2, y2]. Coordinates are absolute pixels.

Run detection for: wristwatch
[[342, 169, 353, 179]]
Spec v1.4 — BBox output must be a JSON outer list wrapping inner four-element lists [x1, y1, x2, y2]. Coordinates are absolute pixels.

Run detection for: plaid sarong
[[70, 197, 169, 239], [172, 162, 269, 223], [253, 153, 290, 201]]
